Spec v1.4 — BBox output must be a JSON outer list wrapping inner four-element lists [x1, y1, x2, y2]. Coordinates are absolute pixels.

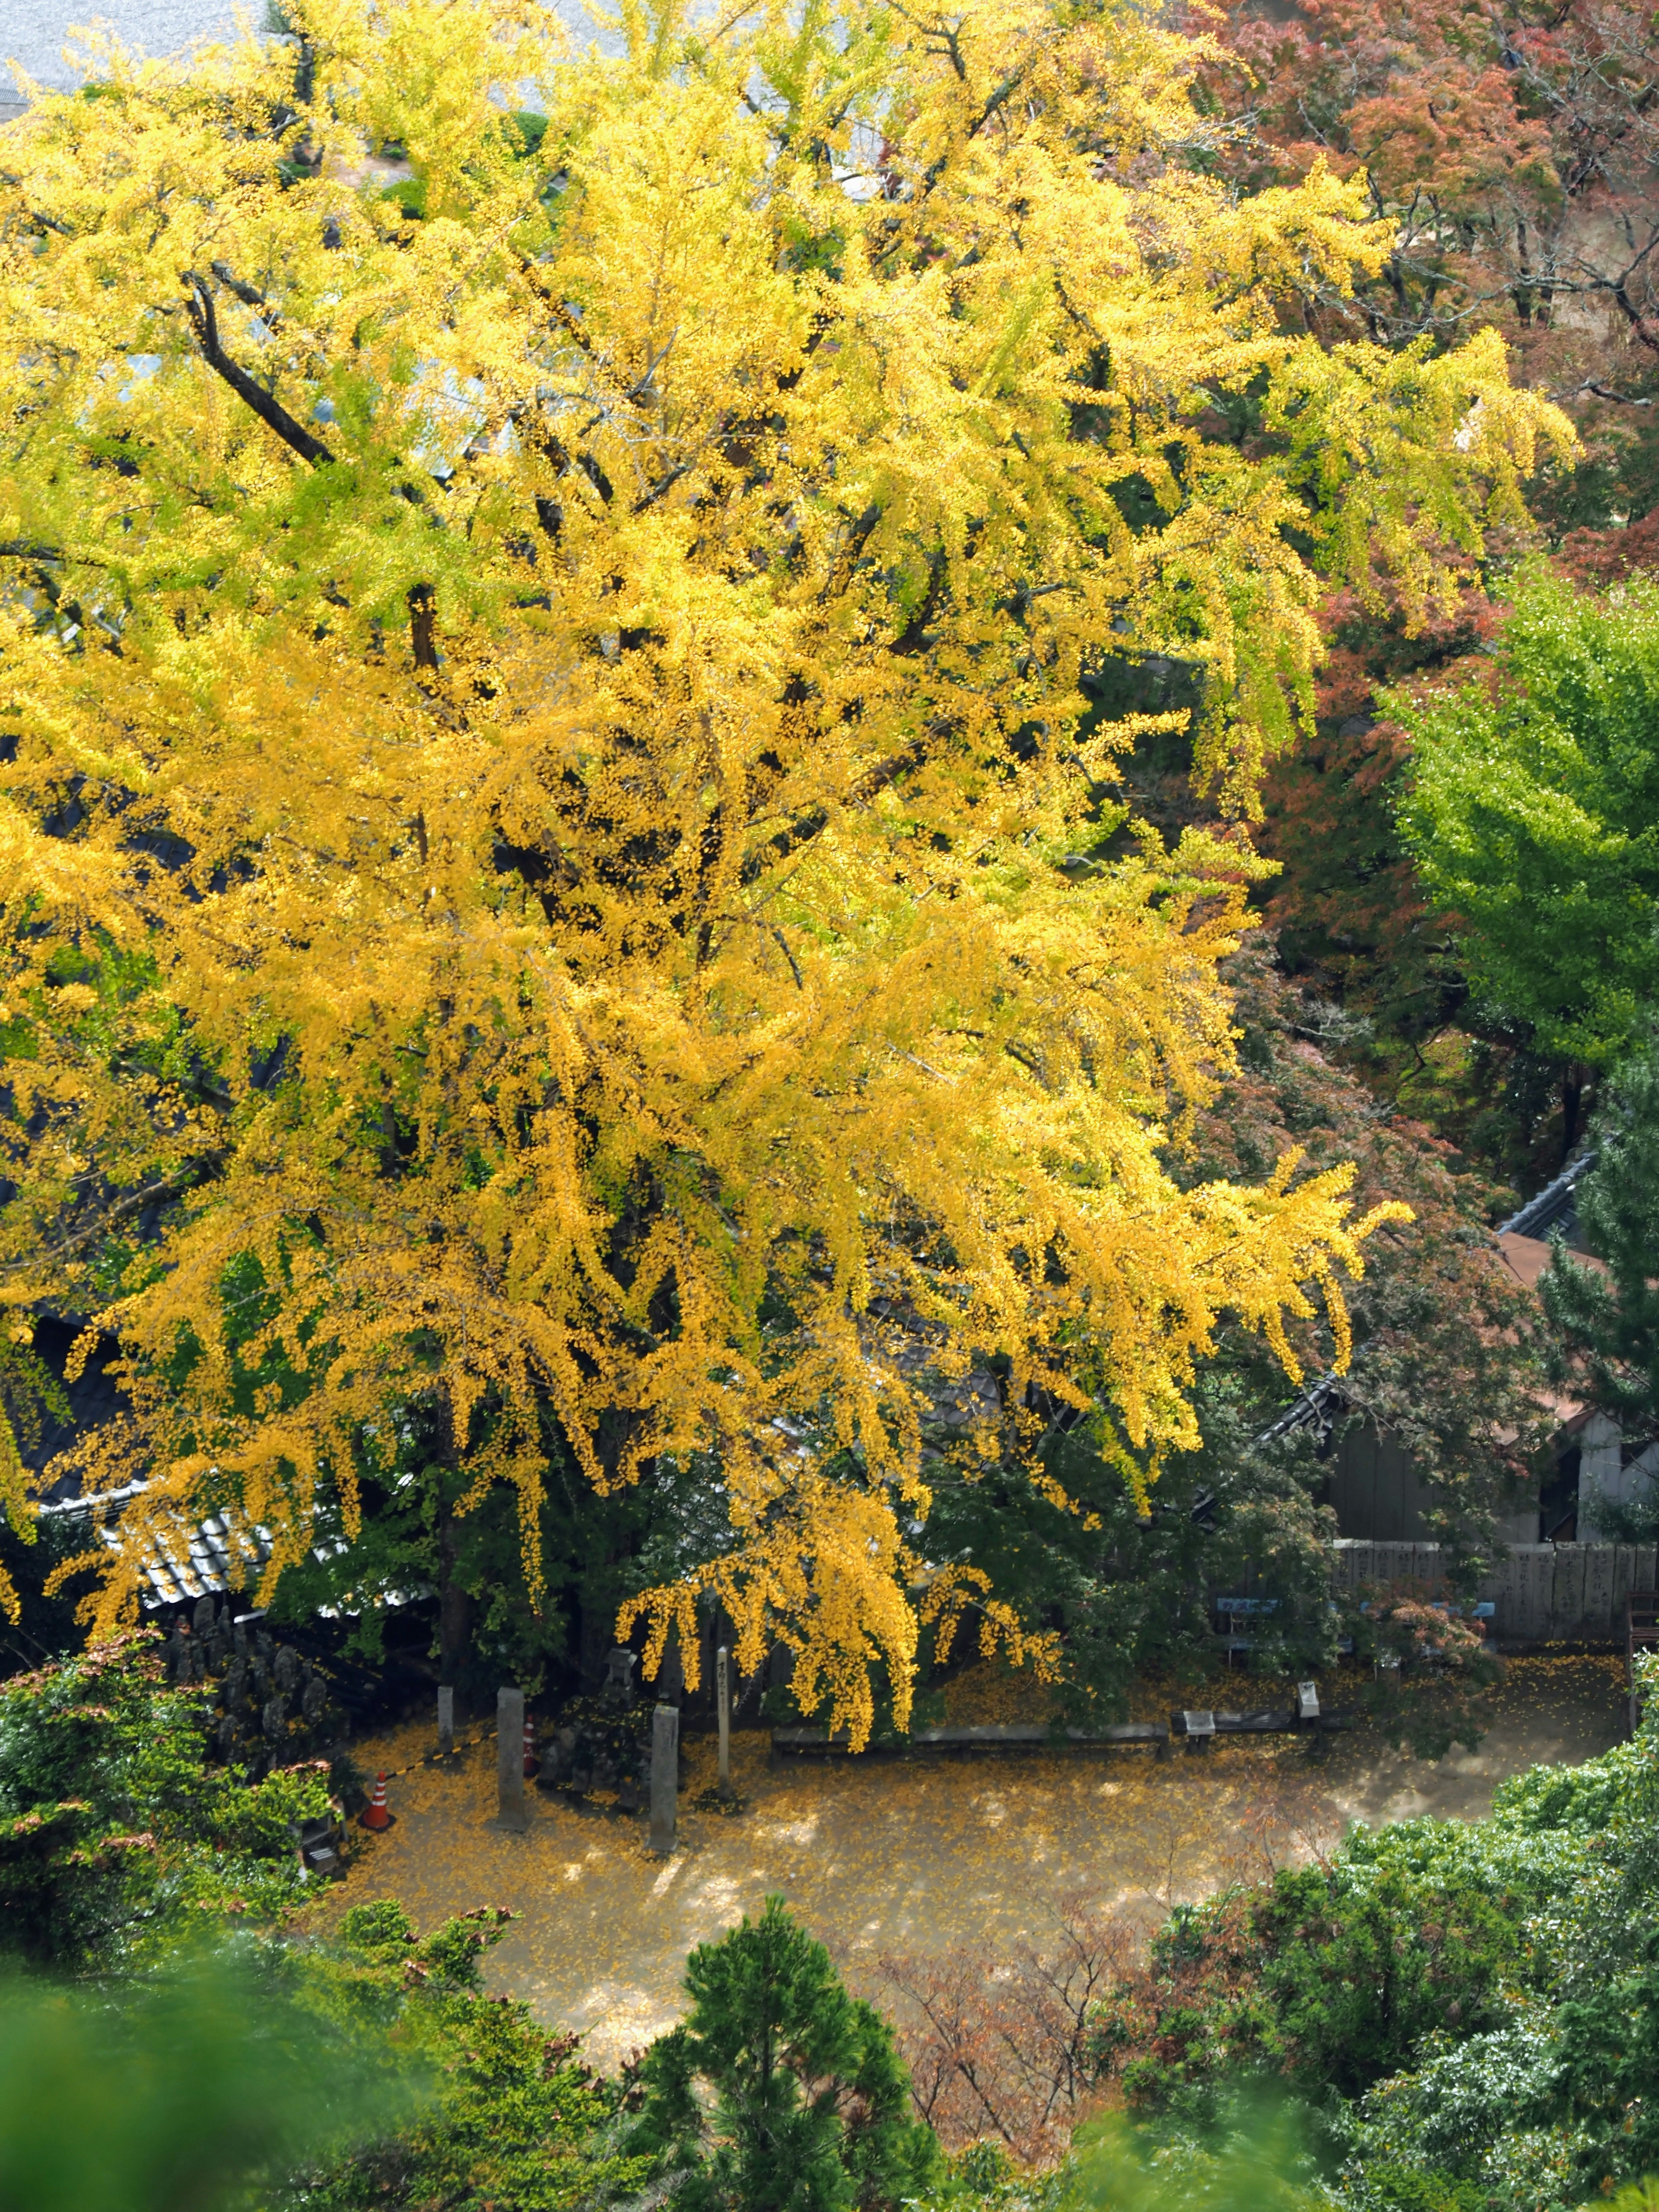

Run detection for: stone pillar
[[717, 1645, 731, 1798], [437, 1684, 454, 1758], [648, 1702, 678, 1854], [497, 1686, 528, 1831]]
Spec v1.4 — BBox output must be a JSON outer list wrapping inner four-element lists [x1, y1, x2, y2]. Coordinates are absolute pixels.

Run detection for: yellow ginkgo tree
[[0, 0, 1569, 1739]]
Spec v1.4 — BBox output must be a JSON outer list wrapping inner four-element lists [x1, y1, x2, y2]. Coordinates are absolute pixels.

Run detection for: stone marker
[[438, 1684, 455, 1758], [497, 1686, 529, 1831], [603, 1646, 638, 1708], [649, 1702, 678, 1854], [717, 1644, 732, 1798]]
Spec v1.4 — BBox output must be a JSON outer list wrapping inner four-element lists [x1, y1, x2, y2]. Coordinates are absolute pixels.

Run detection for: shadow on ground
[[317, 1653, 1626, 2069]]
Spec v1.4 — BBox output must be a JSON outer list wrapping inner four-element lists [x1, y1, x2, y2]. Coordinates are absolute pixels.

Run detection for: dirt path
[[318, 1655, 1626, 2069]]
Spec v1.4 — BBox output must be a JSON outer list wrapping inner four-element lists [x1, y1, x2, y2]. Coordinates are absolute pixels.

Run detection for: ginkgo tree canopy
[[0, 0, 1569, 1741]]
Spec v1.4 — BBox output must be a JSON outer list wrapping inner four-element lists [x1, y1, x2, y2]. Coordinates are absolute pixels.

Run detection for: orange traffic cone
[[523, 1718, 537, 1777], [359, 1772, 392, 1831]]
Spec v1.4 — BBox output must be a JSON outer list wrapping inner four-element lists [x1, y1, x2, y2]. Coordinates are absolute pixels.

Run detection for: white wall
[[1579, 1411, 1659, 1534]]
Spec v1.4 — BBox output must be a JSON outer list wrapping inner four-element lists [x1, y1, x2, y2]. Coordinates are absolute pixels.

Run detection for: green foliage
[[918, 2139, 1067, 2212], [1108, 1837, 1536, 2126], [1347, 1588, 1503, 1761], [0, 1952, 385, 2212], [1251, 1862, 1521, 2098], [1350, 2164, 1490, 2212], [1490, 1735, 1654, 1836], [268, 1898, 646, 2212], [1096, 1800, 1588, 2137], [1063, 2108, 1325, 2211], [1089, 1663, 1659, 2210], [1253, 581, 1595, 1192], [629, 1895, 942, 2212], [1395, 572, 1659, 1068], [0, 1628, 330, 1967], [1596, 2184, 1659, 2212], [1542, 1049, 1659, 1498], [0, 1964, 345, 2203]]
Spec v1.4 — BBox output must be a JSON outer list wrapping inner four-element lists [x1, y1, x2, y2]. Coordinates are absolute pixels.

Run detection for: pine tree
[[630, 1897, 939, 2212]]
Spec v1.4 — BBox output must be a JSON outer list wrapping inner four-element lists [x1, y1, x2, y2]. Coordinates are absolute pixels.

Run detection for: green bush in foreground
[[1078, 1658, 1659, 2211], [0, 1956, 376, 2212], [268, 1899, 648, 2212], [628, 1895, 942, 2212]]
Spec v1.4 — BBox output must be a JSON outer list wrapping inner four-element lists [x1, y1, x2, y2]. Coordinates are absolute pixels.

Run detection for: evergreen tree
[[1542, 1049, 1659, 1467], [630, 1897, 940, 2212]]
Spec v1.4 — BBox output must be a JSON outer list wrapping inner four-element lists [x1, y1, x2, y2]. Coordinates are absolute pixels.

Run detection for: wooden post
[[717, 1644, 731, 1797], [437, 1684, 454, 1759], [649, 1702, 678, 1855], [497, 1686, 528, 1831]]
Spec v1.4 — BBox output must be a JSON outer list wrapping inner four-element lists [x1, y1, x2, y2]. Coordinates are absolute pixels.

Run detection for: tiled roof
[[1497, 1151, 1595, 1242], [1255, 1368, 1344, 1446], [37, 1483, 345, 1610]]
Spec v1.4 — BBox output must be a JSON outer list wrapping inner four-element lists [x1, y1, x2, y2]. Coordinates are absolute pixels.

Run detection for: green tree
[[630, 1896, 940, 2212], [1543, 1049, 1659, 1490], [1100, 1828, 1545, 2126], [1395, 572, 1659, 1069]]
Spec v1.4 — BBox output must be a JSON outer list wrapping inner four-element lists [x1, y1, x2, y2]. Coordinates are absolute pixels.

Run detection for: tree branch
[[739, 731, 931, 884], [179, 272, 335, 467], [209, 260, 278, 321], [52, 1153, 227, 1262]]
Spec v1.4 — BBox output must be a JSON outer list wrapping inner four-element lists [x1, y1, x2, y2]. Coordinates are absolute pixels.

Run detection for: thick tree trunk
[[432, 1385, 473, 1687]]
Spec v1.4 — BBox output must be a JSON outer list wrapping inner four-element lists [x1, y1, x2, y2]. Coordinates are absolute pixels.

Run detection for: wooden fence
[[1332, 1538, 1657, 1644]]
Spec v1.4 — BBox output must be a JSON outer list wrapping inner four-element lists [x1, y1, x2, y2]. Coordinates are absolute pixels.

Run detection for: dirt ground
[[316, 1653, 1627, 2069]]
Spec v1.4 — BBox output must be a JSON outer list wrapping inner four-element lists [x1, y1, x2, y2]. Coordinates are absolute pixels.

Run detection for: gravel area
[[316, 1655, 1628, 2071]]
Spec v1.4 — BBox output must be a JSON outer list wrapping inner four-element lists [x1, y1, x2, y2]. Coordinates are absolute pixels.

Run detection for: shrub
[[0, 1627, 331, 1966]]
